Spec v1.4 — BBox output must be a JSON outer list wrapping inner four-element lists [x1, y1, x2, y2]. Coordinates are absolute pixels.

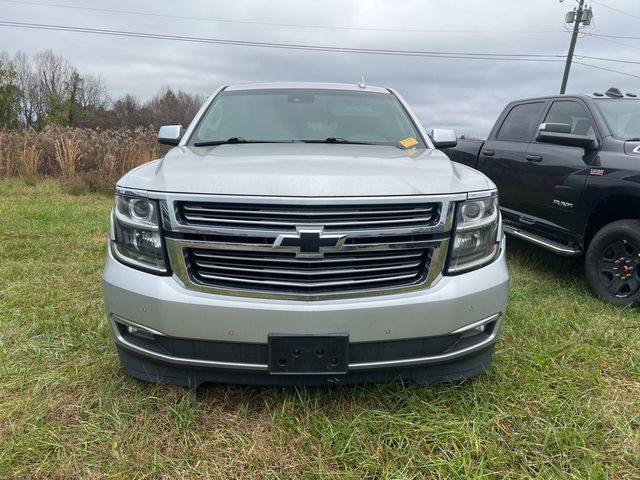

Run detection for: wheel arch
[[585, 195, 640, 248]]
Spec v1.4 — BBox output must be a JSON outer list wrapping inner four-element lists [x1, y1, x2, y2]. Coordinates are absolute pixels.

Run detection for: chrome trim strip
[[467, 189, 498, 200], [169, 237, 441, 254], [192, 250, 424, 264], [198, 271, 420, 288], [450, 312, 501, 334], [503, 225, 582, 256], [194, 260, 422, 276], [109, 316, 268, 371], [348, 318, 501, 370], [167, 223, 449, 239], [108, 315, 500, 372], [181, 214, 436, 229]]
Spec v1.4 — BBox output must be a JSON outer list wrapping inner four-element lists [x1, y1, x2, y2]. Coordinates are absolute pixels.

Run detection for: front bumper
[[102, 238, 509, 386]]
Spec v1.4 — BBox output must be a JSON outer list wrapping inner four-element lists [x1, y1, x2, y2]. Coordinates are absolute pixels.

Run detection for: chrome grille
[[176, 202, 439, 231], [164, 195, 457, 299], [185, 236, 433, 294]]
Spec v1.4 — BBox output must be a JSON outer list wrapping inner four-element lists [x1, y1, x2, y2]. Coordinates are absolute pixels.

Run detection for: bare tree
[[80, 74, 110, 111], [33, 49, 74, 122], [13, 51, 38, 128]]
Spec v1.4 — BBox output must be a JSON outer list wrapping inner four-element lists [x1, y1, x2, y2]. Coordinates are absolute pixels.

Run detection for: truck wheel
[[585, 219, 640, 306]]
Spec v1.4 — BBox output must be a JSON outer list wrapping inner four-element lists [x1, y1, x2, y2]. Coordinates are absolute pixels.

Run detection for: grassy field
[[0, 178, 638, 479]]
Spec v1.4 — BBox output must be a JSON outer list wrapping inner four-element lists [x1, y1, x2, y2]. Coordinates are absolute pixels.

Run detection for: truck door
[[522, 99, 597, 238], [477, 101, 547, 218]]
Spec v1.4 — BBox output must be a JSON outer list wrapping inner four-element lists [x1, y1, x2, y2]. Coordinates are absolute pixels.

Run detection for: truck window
[[544, 101, 595, 136], [190, 89, 424, 147], [496, 102, 545, 142], [593, 99, 640, 140]]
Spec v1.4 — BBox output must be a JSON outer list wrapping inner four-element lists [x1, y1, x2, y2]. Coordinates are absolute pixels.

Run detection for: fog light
[[126, 325, 155, 340], [459, 323, 486, 338]]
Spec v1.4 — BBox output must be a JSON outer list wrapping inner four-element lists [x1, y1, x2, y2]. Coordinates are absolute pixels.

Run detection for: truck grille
[[166, 198, 452, 299], [185, 236, 433, 295], [175, 201, 439, 231]]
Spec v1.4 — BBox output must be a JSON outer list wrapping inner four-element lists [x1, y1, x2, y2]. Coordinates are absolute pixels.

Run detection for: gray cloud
[[2, 0, 639, 137]]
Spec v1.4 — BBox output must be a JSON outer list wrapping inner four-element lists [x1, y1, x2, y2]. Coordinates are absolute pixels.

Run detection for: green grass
[[0, 177, 638, 479]]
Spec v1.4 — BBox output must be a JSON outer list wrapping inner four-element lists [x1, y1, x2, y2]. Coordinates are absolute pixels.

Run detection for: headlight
[[109, 195, 168, 273], [447, 195, 501, 273]]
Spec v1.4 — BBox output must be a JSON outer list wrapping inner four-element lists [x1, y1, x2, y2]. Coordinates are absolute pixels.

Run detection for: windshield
[[594, 99, 640, 140], [188, 89, 425, 147]]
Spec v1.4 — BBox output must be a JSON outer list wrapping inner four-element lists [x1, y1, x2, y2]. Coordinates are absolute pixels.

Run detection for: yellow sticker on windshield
[[399, 137, 418, 148]]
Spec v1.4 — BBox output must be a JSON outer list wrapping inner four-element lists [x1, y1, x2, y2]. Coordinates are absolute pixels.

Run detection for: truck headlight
[[109, 195, 168, 273], [447, 196, 501, 273]]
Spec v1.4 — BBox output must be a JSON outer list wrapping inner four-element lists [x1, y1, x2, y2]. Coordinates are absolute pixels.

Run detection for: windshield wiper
[[300, 137, 376, 145], [193, 137, 298, 146], [626, 138, 640, 142]]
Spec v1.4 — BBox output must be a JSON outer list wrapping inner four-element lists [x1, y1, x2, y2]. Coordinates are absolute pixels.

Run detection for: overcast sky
[[2, 0, 639, 137]]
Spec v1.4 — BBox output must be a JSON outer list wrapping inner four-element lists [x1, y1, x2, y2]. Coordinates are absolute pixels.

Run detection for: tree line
[[0, 49, 205, 131]]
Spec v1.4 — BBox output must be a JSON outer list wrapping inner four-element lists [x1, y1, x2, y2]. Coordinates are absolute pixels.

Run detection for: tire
[[585, 219, 640, 307]]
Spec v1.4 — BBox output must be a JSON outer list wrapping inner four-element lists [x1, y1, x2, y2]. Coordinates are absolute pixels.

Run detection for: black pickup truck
[[442, 87, 640, 306]]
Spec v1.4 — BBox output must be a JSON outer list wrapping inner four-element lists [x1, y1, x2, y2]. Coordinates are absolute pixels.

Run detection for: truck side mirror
[[158, 125, 183, 146], [430, 129, 457, 149], [536, 123, 598, 150]]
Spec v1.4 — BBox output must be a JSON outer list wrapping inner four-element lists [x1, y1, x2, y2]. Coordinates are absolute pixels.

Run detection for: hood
[[120, 144, 491, 197]]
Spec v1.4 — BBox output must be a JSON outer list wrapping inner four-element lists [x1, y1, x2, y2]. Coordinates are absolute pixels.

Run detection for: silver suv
[[102, 82, 509, 386]]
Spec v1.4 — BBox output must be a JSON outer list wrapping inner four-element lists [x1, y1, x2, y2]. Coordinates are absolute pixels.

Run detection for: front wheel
[[585, 219, 640, 307]]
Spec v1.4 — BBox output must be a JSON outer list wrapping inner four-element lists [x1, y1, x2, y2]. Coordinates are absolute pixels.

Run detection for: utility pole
[[560, 0, 591, 94]]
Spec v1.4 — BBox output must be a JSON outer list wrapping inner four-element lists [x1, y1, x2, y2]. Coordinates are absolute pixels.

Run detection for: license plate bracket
[[268, 333, 349, 375]]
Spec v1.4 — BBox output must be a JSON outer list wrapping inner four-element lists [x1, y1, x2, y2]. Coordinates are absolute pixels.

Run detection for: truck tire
[[585, 219, 640, 306]]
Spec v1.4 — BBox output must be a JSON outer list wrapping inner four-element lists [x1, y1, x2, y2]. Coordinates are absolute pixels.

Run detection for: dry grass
[[0, 135, 11, 177], [20, 141, 41, 177], [54, 136, 82, 179], [0, 127, 160, 193]]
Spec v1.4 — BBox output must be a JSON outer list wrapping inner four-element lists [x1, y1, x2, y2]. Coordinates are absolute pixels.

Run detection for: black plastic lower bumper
[[116, 343, 496, 387]]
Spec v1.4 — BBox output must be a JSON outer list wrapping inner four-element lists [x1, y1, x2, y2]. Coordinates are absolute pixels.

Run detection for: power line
[[1, 19, 639, 79], [586, 32, 640, 40], [583, 33, 640, 52], [0, 0, 567, 35], [0, 20, 568, 61], [578, 55, 640, 66], [591, 0, 640, 22], [573, 61, 640, 79]]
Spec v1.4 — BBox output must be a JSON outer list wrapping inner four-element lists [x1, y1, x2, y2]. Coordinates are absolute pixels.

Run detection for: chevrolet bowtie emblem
[[273, 226, 346, 258]]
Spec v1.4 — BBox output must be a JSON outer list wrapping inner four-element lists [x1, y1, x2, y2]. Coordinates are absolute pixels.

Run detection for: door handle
[[481, 150, 495, 156], [526, 154, 543, 162]]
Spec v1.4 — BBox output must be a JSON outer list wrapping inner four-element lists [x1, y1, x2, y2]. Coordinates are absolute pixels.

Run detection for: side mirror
[[536, 123, 597, 150], [430, 129, 457, 149], [158, 125, 183, 146]]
